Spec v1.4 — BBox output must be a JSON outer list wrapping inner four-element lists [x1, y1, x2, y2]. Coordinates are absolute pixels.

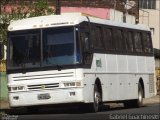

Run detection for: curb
[[143, 95, 160, 105], [0, 101, 10, 110], [106, 95, 160, 108]]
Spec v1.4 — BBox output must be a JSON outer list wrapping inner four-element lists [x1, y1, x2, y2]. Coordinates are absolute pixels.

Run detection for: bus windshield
[[8, 30, 41, 69], [8, 27, 79, 70], [42, 27, 75, 66]]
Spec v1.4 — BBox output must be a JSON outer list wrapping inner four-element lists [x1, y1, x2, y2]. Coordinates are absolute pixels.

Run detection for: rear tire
[[124, 83, 143, 108], [88, 84, 101, 112], [134, 83, 144, 107]]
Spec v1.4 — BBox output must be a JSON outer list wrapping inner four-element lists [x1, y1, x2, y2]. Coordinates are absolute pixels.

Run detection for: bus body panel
[[83, 53, 155, 102], [8, 69, 85, 107], [9, 88, 84, 107]]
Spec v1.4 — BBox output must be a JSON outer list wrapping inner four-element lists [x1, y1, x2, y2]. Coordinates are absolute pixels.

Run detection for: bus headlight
[[63, 81, 81, 87], [8, 86, 26, 92]]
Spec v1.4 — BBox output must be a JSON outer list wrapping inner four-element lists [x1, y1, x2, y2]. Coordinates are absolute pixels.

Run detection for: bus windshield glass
[[42, 27, 75, 66], [8, 30, 41, 69], [8, 27, 78, 70]]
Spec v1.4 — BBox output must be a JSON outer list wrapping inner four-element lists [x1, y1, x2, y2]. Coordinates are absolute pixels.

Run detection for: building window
[[150, 28, 155, 35], [139, 0, 156, 9]]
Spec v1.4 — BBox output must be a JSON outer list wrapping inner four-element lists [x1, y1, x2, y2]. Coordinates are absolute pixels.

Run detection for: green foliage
[[29, 0, 54, 17], [0, 0, 55, 44]]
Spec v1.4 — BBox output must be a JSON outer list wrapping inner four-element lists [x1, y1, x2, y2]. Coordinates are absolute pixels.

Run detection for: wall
[[110, 9, 136, 24], [61, 7, 110, 19], [139, 0, 160, 50], [139, 10, 160, 50], [0, 72, 8, 101], [139, 0, 160, 94], [61, 7, 136, 24]]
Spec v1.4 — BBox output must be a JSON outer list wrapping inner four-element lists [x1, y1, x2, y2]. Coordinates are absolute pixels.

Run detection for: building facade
[[139, 0, 160, 91], [139, 0, 160, 50], [1, 0, 139, 22], [59, 0, 138, 23]]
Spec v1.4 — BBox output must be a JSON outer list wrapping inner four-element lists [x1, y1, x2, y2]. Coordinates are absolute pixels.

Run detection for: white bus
[[7, 13, 156, 112]]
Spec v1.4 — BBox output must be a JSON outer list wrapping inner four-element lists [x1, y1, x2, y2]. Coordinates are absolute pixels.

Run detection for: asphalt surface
[[1, 103, 160, 120]]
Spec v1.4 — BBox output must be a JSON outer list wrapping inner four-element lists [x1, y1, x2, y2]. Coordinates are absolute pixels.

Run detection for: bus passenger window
[[134, 32, 143, 52], [94, 26, 105, 50], [113, 29, 125, 51], [104, 28, 114, 50], [146, 34, 152, 53], [124, 31, 134, 52], [142, 33, 152, 53], [81, 32, 89, 52]]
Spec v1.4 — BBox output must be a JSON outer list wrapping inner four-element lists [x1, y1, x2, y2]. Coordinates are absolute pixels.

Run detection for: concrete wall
[[139, 1, 160, 85], [110, 9, 136, 24], [139, 0, 160, 50], [109, 9, 123, 22], [61, 7, 136, 24], [61, 7, 110, 19]]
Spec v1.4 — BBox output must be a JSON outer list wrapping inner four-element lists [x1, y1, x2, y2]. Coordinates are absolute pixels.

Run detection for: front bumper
[[9, 88, 84, 107]]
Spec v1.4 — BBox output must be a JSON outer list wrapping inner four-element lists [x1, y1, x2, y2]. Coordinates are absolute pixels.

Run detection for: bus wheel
[[135, 83, 144, 107], [88, 84, 101, 112], [124, 83, 143, 108]]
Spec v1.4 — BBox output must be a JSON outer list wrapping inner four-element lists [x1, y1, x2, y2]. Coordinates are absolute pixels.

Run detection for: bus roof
[[8, 12, 150, 31]]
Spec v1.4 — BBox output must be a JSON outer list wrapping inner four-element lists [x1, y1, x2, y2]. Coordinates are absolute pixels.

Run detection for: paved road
[[3, 103, 160, 120]]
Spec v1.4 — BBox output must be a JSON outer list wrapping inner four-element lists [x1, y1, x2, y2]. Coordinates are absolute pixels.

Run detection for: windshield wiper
[[56, 65, 62, 71], [21, 63, 26, 74]]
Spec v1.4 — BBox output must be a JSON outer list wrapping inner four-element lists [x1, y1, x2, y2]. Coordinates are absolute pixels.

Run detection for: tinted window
[[94, 26, 105, 50], [124, 31, 134, 52], [81, 32, 89, 52], [142, 33, 152, 53], [8, 30, 41, 69], [43, 27, 75, 66], [114, 29, 125, 51], [104, 28, 114, 50], [134, 32, 143, 52]]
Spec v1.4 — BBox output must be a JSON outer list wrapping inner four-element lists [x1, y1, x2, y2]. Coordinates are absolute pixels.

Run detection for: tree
[[0, 0, 55, 45]]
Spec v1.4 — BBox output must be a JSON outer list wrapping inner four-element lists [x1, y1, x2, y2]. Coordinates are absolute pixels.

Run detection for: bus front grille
[[27, 83, 59, 90], [12, 72, 74, 81]]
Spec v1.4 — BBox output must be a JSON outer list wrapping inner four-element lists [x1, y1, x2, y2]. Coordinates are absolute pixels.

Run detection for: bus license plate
[[38, 93, 51, 100]]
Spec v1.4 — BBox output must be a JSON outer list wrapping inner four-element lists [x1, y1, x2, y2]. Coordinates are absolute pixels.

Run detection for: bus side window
[[134, 32, 143, 53], [80, 32, 89, 52], [80, 32, 92, 65], [103, 28, 114, 50], [146, 33, 153, 53], [113, 29, 125, 51], [94, 26, 105, 50], [124, 31, 134, 52], [142, 33, 153, 53]]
